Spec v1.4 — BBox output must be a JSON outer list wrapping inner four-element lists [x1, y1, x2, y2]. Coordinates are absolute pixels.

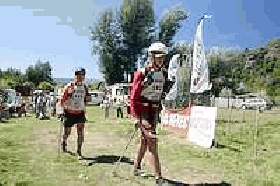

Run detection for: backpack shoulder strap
[[84, 84, 88, 92], [162, 68, 168, 80], [83, 83, 90, 103], [160, 68, 169, 85]]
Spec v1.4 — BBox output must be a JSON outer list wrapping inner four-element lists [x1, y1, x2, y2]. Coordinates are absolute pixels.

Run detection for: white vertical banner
[[165, 54, 180, 101], [190, 15, 212, 94]]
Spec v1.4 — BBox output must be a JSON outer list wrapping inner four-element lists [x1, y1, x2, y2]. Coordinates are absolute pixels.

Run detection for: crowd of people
[[31, 91, 56, 119]]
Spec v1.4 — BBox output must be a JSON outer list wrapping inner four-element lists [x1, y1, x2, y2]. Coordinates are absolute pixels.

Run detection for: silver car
[[242, 98, 267, 110]]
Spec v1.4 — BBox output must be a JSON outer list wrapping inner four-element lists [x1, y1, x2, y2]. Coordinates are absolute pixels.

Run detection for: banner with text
[[160, 109, 190, 132]]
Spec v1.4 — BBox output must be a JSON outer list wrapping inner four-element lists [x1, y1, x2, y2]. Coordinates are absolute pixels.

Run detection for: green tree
[[38, 81, 53, 91], [119, 0, 156, 78], [91, 8, 125, 85], [90, 1, 188, 84], [237, 38, 280, 103], [158, 5, 188, 47], [25, 60, 53, 87], [157, 5, 189, 64], [0, 68, 26, 89], [88, 83, 100, 90]]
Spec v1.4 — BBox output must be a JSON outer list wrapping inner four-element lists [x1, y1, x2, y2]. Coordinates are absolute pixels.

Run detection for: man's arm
[[84, 84, 91, 105], [61, 82, 74, 108]]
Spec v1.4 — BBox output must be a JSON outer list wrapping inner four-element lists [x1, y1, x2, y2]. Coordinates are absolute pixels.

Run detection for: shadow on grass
[[136, 173, 231, 186], [217, 119, 241, 124], [64, 152, 134, 166], [64, 152, 232, 186], [38, 116, 51, 120], [116, 171, 231, 186], [14, 181, 33, 186], [163, 179, 231, 186], [0, 120, 9, 123], [86, 120, 96, 123], [83, 155, 134, 166], [65, 150, 77, 156], [231, 139, 247, 145], [215, 143, 241, 152], [86, 104, 100, 107]]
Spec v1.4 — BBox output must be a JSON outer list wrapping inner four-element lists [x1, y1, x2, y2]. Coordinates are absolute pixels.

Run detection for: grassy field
[[0, 106, 279, 186]]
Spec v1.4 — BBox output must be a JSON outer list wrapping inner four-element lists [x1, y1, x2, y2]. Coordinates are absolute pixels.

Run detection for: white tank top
[[66, 83, 86, 111]]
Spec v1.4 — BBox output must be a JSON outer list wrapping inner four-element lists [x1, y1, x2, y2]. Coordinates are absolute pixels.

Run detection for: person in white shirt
[[60, 68, 90, 156]]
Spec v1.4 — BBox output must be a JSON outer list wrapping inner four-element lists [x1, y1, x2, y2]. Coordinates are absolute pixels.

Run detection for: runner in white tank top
[[60, 67, 90, 156]]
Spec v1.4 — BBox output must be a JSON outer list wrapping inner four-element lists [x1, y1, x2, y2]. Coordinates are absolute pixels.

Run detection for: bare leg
[[147, 133, 162, 178], [76, 123, 85, 156], [62, 127, 71, 151], [134, 135, 148, 170], [63, 127, 72, 142]]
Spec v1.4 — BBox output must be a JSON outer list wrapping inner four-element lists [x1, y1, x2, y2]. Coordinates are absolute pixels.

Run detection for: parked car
[[89, 91, 104, 105], [1, 89, 24, 117], [242, 98, 267, 111]]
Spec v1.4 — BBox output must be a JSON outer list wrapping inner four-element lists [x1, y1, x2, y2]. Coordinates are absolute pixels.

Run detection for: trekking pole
[[112, 127, 138, 175], [57, 114, 64, 155], [95, 126, 138, 184]]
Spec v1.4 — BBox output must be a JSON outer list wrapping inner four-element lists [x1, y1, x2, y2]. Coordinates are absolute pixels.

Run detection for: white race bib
[[66, 84, 86, 111], [141, 70, 165, 101]]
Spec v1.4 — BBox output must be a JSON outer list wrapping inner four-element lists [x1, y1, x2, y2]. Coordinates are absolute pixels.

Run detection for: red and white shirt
[[61, 81, 89, 115]]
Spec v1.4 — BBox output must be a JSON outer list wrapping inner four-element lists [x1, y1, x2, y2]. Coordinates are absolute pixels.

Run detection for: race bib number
[[73, 101, 79, 109], [69, 86, 85, 110]]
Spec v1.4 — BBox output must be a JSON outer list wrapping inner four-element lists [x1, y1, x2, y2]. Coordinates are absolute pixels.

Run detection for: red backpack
[[130, 70, 145, 119]]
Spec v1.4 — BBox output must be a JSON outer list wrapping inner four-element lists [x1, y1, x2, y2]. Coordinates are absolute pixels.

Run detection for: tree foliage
[[239, 39, 279, 103], [91, 8, 125, 85], [25, 60, 53, 87], [90, 0, 188, 84], [207, 38, 280, 103], [158, 5, 189, 48], [38, 81, 53, 91], [119, 0, 156, 80], [0, 68, 26, 91], [0, 60, 54, 95]]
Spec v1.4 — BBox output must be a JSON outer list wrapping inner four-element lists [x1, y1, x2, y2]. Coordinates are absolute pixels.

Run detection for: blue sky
[[0, 0, 279, 78]]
